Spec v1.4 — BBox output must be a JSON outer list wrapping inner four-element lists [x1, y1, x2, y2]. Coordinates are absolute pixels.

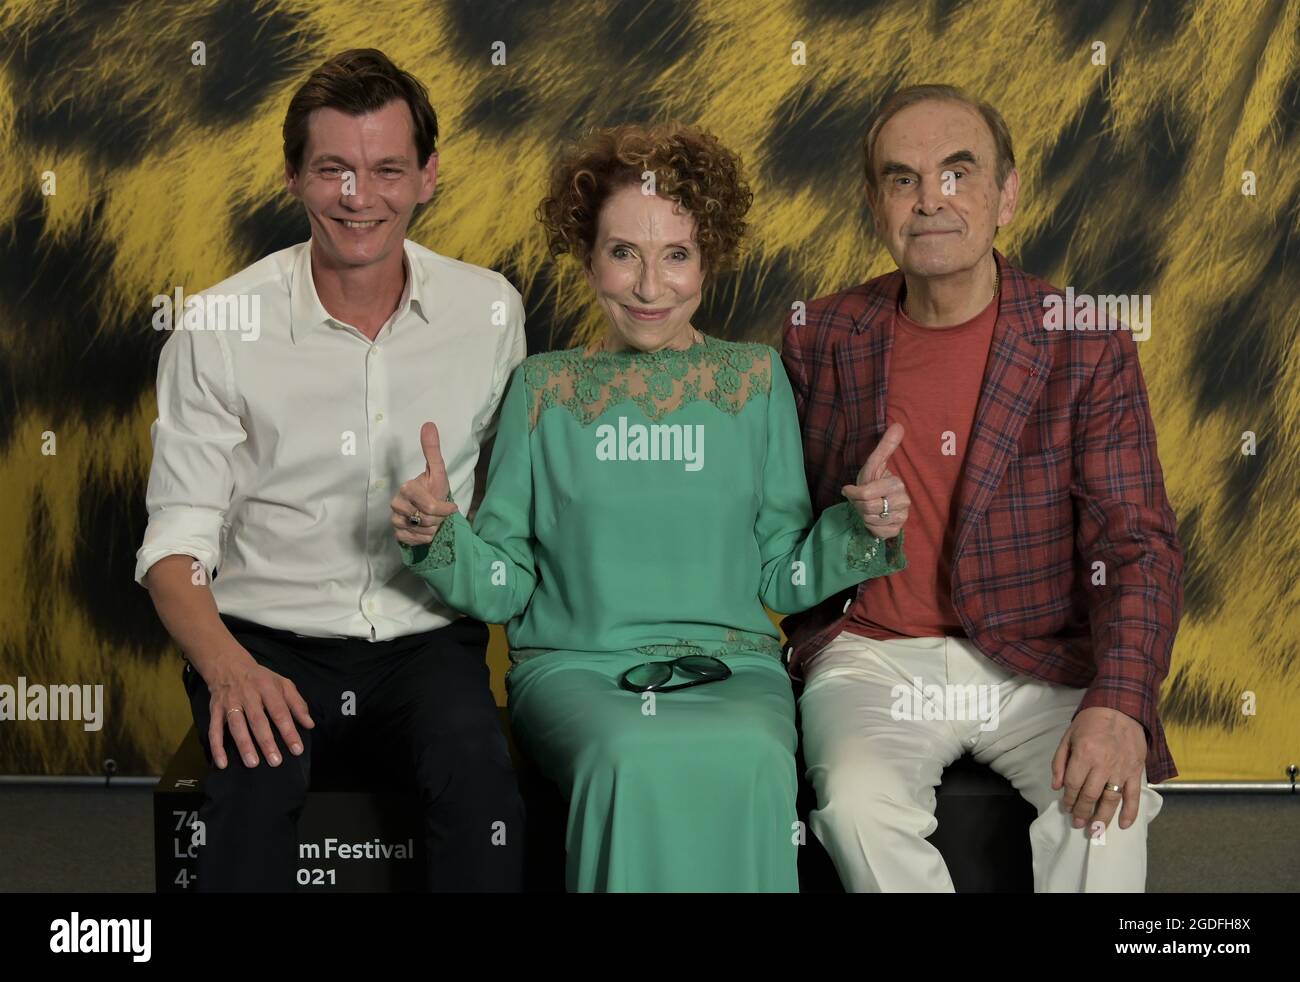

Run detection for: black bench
[[155, 709, 1034, 892]]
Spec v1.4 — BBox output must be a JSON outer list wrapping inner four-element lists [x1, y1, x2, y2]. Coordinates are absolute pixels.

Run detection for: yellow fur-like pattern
[[0, 0, 1295, 778]]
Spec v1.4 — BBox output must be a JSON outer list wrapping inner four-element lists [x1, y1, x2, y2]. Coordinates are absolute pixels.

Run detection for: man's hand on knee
[[1050, 706, 1148, 832], [205, 657, 315, 770]]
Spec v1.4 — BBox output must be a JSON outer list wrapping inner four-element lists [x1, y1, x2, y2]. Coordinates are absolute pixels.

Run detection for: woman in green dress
[[391, 123, 909, 891]]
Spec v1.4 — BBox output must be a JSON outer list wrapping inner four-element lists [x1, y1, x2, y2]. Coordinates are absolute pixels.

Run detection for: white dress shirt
[[135, 238, 527, 640]]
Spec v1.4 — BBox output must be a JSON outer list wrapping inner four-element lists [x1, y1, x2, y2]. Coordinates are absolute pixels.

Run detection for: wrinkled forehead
[[303, 101, 418, 163], [597, 185, 698, 244], [874, 99, 996, 171]]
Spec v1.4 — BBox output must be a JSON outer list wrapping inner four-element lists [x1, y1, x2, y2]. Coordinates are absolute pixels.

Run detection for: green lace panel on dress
[[405, 503, 457, 571], [522, 336, 773, 431], [846, 519, 884, 571], [632, 629, 784, 662], [846, 521, 905, 572], [507, 630, 783, 667]]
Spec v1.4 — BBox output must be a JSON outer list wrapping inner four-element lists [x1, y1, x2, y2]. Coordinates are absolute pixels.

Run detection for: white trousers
[[798, 631, 1162, 892]]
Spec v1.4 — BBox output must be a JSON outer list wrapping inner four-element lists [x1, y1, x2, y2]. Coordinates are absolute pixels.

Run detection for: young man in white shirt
[[136, 49, 527, 891]]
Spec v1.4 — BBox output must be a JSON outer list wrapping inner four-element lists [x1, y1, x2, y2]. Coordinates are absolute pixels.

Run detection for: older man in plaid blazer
[[782, 84, 1182, 892]]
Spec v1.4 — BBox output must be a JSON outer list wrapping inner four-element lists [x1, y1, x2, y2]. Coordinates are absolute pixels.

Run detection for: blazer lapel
[[951, 251, 1053, 563], [835, 271, 901, 485]]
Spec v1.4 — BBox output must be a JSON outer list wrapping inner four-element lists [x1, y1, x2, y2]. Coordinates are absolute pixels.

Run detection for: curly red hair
[[537, 122, 753, 276]]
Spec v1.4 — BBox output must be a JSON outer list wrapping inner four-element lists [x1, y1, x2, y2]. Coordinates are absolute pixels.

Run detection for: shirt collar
[[290, 238, 431, 344], [850, 249, 1031, 340]]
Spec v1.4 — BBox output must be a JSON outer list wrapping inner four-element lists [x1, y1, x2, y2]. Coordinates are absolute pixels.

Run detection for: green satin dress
[[401, 333, 904, 891]]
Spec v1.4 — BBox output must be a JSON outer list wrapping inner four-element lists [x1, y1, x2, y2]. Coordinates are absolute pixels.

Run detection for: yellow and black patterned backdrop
[[0, 0, 1296, 779]]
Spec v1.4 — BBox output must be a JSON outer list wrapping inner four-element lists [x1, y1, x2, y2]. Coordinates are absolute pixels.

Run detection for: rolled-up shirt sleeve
[[134, 326, 246, 586]]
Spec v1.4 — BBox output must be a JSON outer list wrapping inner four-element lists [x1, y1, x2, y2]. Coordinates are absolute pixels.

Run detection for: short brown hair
[[862, 84, 1015, 197], [537, 122, 753, 276], [282, 49, 438, 175]]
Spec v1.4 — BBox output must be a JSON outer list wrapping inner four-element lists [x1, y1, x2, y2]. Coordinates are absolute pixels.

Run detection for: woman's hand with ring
[[392, 421, 459, 546], [841, 422, 910, 540]]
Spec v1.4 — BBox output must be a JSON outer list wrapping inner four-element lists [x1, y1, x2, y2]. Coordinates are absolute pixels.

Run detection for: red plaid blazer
[[781, 250, 1183, 783]]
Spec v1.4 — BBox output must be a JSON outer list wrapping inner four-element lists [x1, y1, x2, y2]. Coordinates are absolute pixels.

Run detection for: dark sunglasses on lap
[[619, 655, 732, 693]]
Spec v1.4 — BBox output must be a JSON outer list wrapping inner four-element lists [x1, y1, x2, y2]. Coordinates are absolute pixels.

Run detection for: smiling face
[[868, 99, 1018, 278], [584, 184, 704, 352], [285, 99, 436, 270]]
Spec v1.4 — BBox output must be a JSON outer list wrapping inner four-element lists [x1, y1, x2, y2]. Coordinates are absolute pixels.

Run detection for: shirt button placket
[[365, 342, 385, 632]]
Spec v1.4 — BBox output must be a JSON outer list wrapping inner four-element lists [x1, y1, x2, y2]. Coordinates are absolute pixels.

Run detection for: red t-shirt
[[843, 292, 998, 640]]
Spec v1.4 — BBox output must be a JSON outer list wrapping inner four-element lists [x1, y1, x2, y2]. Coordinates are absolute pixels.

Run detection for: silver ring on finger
[[226, 707, 244, 718], [408, 510, 422, 527], [1104, 782, 1122, 794], [879, 496, 890, 519]]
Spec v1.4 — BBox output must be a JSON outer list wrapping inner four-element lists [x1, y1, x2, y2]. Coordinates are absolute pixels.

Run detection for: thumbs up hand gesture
[[840, 422, 909, 540], [392, 422, 460, 546]]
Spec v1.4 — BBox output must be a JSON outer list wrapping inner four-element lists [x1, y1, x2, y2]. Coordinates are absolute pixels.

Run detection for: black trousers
[[182, 614, 524, 892]]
